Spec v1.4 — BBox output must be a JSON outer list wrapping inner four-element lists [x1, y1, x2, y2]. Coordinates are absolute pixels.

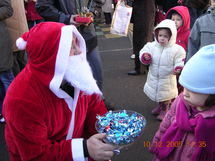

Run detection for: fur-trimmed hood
[[154, 19, 177, 47]]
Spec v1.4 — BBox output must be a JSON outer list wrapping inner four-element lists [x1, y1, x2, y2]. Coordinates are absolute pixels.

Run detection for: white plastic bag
[[110, 1, 133, 36]]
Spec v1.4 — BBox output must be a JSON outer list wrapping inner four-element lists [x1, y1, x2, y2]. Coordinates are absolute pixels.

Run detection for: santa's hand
[[87, 133, 117, 161]]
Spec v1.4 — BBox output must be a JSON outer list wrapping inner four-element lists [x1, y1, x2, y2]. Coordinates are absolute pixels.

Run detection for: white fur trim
[[49, 25, 87, 138], [49, 25, 86, 100], [71, 139, 86, 161], [16, 37, 27, 50], [66, 88, 80, 139]]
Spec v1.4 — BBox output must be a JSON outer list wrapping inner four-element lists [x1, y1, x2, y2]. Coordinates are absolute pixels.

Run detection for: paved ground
[[0, 22, 160, 161]]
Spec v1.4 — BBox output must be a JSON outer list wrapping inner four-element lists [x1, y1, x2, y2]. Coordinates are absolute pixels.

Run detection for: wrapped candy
[[95, 110, 146, 145]]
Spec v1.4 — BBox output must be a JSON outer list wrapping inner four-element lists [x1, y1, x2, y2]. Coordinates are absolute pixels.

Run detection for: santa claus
[[3, 22, 117, 161]]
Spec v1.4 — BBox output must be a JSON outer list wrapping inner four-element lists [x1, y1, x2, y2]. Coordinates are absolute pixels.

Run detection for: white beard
[[64, 55, 102, 95]]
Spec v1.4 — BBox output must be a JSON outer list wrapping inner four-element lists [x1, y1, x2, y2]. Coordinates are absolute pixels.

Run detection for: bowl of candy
[[95, 110, 146, 145]]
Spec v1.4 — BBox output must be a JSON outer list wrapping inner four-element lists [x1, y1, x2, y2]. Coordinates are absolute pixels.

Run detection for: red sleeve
[[84, 94, 108, 138], [3, 97, 73, 161]]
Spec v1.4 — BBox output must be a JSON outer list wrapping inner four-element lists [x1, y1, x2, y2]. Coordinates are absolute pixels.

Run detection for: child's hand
[[173, 66, 183, 75], [140, 53, 152, 65], [143, 53, 151, 60]]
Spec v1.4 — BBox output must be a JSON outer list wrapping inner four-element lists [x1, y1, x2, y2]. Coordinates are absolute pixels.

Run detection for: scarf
[[153, 94, 215, 161]]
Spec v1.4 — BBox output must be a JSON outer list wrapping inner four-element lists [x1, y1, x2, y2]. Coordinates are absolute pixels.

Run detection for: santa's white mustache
[[64, 55, 102, 95]]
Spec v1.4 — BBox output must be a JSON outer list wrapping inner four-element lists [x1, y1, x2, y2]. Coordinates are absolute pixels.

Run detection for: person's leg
[[12, 51, 20, 76], [13, 50, 27, 76], [127, 23, 135, 59], [151, 103, 161, 115], [87, 48, 115, 110], [156, 100, 171, 121], [128, 0, 155, 76], [27, 21, 35, 29], [127, 55, 140, 75], [134, 52, 141, 72], [86, 47, 103, 91], [106, 13, 112, 24], [0, 80, 4, 115], [1, 70, 14, 91], [104, 12, 111, 24], [0, 70, 14, 122], [17, 50, 27, 71]]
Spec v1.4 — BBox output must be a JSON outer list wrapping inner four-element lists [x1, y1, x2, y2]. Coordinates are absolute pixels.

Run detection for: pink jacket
[[150, 96, 215, 161]]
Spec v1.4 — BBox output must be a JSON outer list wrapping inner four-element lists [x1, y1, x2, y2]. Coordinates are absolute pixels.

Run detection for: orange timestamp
[[143, 141, 207, 148]]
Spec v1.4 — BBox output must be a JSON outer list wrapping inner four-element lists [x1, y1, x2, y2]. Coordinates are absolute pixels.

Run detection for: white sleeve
[[139, 42, 152, 61], [71, 138, 88, 161]]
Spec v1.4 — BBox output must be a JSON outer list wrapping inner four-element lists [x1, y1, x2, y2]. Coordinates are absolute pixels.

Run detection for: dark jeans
[[104, 12, 112, 24], [0, 70, 14, 114], [87, 47, 103, 91]]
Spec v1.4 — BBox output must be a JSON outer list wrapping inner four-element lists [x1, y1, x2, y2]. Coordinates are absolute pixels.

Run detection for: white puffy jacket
[[139, 19, 186, 102]]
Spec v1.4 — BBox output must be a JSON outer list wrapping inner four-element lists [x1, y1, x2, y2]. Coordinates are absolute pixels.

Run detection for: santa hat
[[179, 44, 215, 94], [16, 22, 86, 98]]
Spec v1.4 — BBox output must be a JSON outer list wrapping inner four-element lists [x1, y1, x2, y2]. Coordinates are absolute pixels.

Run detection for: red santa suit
[[3, 22, 107, 161]]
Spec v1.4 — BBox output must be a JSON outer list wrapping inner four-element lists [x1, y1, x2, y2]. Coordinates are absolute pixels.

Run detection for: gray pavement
[[0, 26, 160, 161], [98, 35, 160, 161]]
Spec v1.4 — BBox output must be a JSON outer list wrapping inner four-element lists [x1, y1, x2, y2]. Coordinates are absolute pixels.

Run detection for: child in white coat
[[139, 19, 186, 120]]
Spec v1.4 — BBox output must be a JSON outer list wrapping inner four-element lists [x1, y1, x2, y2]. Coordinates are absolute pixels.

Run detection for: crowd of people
[[1, 0, 215, 161]]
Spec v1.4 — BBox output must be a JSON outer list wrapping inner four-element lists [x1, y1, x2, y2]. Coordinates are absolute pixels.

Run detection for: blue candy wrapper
[[95, 110, 146, 145]]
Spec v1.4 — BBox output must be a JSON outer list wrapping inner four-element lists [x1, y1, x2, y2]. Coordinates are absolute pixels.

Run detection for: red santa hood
[[165, 6, 190, 50], [16, 22, 86, 98], [165, 6, 190, 34]]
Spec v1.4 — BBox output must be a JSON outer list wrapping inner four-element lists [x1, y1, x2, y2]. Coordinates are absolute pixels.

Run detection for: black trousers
[[104, 12, 112, 24]]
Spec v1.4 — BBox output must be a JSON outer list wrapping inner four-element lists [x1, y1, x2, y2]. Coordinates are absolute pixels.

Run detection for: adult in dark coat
[[155, 0, 179, 13], [182, 0, 210, 28], [0, 0, 14, 122], [128, 0, 155, 75], [4, 0, 29, 77]]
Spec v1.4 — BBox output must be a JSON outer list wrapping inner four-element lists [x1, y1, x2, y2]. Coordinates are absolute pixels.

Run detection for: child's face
[[171, 14, 183, 29], [157, 29, 170, 46], [183, 88, 209, 108], [70, 36, 81, 56]]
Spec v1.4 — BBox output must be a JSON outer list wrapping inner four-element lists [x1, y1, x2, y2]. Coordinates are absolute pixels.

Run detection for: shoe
[[127, 70, 140, 75], [151, 105, 161, 115], [0, 114, 5, 123], [130, 54, 135, 59], [156, 110, 166, 121], [0, 117, 5, 123]]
